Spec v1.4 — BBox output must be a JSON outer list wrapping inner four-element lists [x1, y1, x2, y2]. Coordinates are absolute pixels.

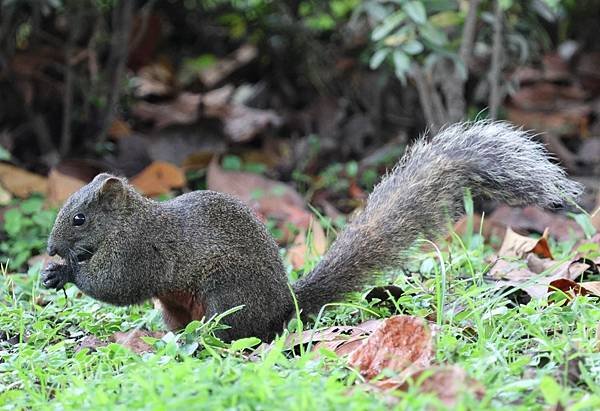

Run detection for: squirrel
[[41, 122, 582, 342]]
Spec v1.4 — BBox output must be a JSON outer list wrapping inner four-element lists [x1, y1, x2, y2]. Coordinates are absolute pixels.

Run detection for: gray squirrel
[[41, 122, 582, 342]]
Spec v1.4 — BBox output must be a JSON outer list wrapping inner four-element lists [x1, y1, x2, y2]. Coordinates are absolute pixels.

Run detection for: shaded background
[[1, 0, 599, 268]]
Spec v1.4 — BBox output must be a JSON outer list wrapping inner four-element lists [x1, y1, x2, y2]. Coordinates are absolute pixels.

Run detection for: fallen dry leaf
[[548, 279, 600, 299], [403, 366, 485, 407], [132, 92, 201, 129], [47, 168, 87, 206], [198, 44, 257, 88], [207, 159, 312, 236], [75, 335, 107, 353], [0, 163, 47, 198], [110, 329, 165, 354], [286, 220, 328, 270], [131, 161, 186, 196], [222, 105, 282, 143], [132, 60, 174, 98], [489, 206, 583, 242], [0, 182, 12, 205], [348, 316, 435, 380], [278, 319, 383, 354], [108, 118, 133, 139], [506, 102, 590, 137], [498, 227, 553, 259], [452, 213, 506, 242], [202, 86, 282, 143]]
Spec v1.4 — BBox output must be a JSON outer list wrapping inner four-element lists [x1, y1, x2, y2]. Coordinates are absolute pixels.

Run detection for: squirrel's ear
[[97, 177, 127, 206]]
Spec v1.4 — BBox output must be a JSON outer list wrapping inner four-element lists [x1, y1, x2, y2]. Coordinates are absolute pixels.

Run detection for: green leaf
[[402, 39, 424, 55], [0, 145, 10, 161], [371, 11, 406, 41], [540, 375, 561, 405], [20, 197, 44, 214], [430, 11, 463, 28], [4, 208, 23, 237], [392, 50, 411, 77], [571, 213, 596, 239], [222, 155, 242, 171], [419, 23, 448, 46], [345, 161, 358, 178], [229, 337, 261, 352], [403, 1, 427, 25], [369, 48, 390, 70]]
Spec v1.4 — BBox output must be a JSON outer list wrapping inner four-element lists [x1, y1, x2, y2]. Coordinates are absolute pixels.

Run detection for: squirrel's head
[[47, 173, 137, 262]]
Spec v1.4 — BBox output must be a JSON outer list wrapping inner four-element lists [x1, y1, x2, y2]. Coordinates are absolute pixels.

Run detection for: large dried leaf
[[207, 159, 312, 231], [47, 168, 87, 206], [131, 161, 186, 196], [110, 329, 165, 354], [0, 163, 47, 198], [132, 92, 201, 129], [132, 60, 174, 98], [198, 44, 257, 88], [203, 86, 282, 142], [498, 227, 553, 259], [348, 316, 435, 380], [489, 206, 583, 242], [507, 103, 590, 137], [286, 222, 328, 270]]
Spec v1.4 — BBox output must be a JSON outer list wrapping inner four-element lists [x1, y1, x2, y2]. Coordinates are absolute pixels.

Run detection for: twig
[[96, 0, 134, 144], [60, 5, 85, 156], [429, 76, 447, 128], [410, 63, 439, 132], [488, 0, 503, 119], [459, 0, 482, 69]]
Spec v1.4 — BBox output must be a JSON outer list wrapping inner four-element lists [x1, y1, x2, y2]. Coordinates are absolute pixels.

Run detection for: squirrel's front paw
[[41, 262, 70, 290]]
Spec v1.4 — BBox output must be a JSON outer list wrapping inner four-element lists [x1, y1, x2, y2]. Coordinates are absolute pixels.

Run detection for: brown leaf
[[222, 105, 282, 143], [286, 221, 328, 270], [132, 92, 201, 129], [131, 161, 186, 196], [207, 159, 312, 234], [281, 319, 383, 353], [498, 227, 553, 259], [452, 213, 507, 242], [75, 335, 107, 353], [510, 82, 587, 112], [108, 118, 132, 139], [47, 168, 87, 206], [489, 206, 583, 242], [198, 44, 257, 88], [0, 163, 47, 198], [46, 160, 105, 205], [132, 59, 174, 98], [348, 316, 435, 380], [110, 329, 165, 354], [506, 103, 590, 137], [0, 183, 12, 205], [548, 279, 600, 299], [405, 366, 485, 407], [202, 86, 282, 143]]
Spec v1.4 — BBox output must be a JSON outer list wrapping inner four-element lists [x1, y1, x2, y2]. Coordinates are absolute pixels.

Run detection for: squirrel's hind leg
[[153, 291, 206, 331]]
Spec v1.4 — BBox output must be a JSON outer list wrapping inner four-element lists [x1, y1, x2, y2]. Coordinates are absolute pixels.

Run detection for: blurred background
[[0, 0, 599, 269]]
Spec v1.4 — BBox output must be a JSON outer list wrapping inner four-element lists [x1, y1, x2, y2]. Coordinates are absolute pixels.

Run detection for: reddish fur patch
[[155, 291, 205, 331]]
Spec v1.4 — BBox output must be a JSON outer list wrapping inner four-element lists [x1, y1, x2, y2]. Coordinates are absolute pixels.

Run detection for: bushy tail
[[293, 121, 583, 316]]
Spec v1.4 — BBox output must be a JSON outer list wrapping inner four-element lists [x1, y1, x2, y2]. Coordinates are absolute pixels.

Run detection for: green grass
[[2, 212, 600, 410]]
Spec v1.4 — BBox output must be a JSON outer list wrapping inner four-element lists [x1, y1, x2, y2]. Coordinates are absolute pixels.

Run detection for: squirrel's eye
[[73, 213, 86, 226]]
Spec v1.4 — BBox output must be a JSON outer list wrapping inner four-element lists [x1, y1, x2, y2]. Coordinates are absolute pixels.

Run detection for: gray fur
[[293, 121, 582, 315], [41, 122, 582, 341]]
